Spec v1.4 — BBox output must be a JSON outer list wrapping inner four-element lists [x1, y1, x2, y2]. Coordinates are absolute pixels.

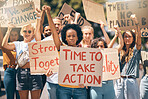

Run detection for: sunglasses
[[96, 45, 104, 48], [23, 30, 32, 34]]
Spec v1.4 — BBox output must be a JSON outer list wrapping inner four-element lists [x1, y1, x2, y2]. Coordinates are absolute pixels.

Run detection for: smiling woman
[[2, 24, 43, 99]]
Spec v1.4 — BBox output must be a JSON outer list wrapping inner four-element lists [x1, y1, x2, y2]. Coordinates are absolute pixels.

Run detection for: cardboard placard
[[58, 3, 91, 27], [82, 0, 107, 26], [6, 2, 36, 26], [141, 27, 148, 37], [0, 0, 40, 27], [106, 0, 148, 31], [102, 48, 120, 81], [0, 0, 6, 7], [141, 51, 148, 61], [28, 40, 59, 75], [59, 46, 103, 87]]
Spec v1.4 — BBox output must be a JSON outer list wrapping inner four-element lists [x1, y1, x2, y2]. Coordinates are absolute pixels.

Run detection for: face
[[97, 41, 105, 49], [82, 29, 93, 42], [44, 26, 51, 37], [66, 29, 78, 46], [22, 25, 34, 42], [53, 18, 62, 34], [124, 32, 133, 45], [10, 31, 19, 42]]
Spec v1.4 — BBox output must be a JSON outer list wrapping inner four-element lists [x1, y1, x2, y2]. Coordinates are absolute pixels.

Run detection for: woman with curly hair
[[90, 26, 123, 99], [43, 5, 87, 99]]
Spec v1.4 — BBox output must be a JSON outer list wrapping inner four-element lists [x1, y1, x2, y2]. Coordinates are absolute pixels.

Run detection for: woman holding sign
[[114, 14, 141, 99], [90, 26, 123, 99], [0, 25, 20, 99], [2, 24, 43, 99], [44, 5, 87, 99]]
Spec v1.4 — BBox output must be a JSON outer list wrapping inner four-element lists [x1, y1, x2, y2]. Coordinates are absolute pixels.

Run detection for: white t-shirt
[[42, 36, 58, 84], [13, 39, 35, 62]]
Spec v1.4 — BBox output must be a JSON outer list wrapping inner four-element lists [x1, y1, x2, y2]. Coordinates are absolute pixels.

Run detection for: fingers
[[130, 14, 138, 24], [100, 21, 104, 28], [64, 14, 71, 21], [42, 5, 51, 12], [45, 69, 53, 77], [36, 8, 41, 13], [78, 84, 85, 88]]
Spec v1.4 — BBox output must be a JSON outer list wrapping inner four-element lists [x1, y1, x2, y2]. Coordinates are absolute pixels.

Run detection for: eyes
[[45, 29, 51, 32], [23, 30, 32, 34], [67, 35, 76, 38], [96, 45, 104, 48], [124, 35, 132, 39]]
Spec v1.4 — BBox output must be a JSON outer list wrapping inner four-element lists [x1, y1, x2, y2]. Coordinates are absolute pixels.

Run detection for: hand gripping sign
[[58, 3, 91, 27], [28, 40, 59, 75], [106, 0, 148, 31], [58, 46, 120, 86], [0, 0, 40, 27]]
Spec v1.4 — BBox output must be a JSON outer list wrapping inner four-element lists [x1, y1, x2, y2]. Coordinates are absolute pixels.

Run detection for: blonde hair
[[81, 26, 94, 34], [20, 24, 35, 36], [81, 26, 94, 47]]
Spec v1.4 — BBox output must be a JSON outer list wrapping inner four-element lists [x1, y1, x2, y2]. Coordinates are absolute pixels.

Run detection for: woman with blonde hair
[[2, 24, 43, 99]]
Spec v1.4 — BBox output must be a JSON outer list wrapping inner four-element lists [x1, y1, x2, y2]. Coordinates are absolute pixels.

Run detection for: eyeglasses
[[23, 30, 32, 34], [124, 36, 132, 39], [96, 45, 104, 48]]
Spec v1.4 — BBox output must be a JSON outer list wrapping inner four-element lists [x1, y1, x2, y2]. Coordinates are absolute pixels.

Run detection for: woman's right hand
[[7, 22, 15, 32], [45, 69, 53, 77]]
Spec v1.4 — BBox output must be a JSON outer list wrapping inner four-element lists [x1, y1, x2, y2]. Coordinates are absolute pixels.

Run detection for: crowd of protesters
[[0, 4, 147, 99]]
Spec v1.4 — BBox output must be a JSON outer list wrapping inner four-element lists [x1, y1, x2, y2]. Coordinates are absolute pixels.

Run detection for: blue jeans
[[46, 82, 58, 99], [90, 80, 115, 99], [114, 78, 140, 99], [3, 68, 20, 99], [140, 76, 148, 99], [57, 85, 87, 99]]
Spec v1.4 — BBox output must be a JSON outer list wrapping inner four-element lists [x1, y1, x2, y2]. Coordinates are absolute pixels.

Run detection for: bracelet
[[36, 16, 41, 19]]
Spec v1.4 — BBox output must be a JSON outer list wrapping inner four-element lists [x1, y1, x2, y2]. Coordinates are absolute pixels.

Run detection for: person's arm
[[131, 14, 141, 50], [100, 21, 110, 45], [35, 8, 43, 41], [74, 12, 80, 24], [108, 26, 124, 53], [44, 5, 62, 51], [0, 25, 3, 48], [2, 26, 15, 50]]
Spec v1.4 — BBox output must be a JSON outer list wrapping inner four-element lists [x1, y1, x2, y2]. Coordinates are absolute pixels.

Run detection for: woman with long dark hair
[[114, 14, 141, 99]]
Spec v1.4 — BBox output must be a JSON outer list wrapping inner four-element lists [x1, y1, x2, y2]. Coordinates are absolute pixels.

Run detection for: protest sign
[[106, 0, 148, 31], [0, 0, 6, 7], [141, 51, 148, 61], [102, 48, 120, 81], [0, 0, 40, 27], [58, 46, 103, 86], [58, 3, 91, 27], [82, 0, 107, 26], [141, 27, 148, 37], [28, 40, 59, 75], [6, 2, 36, 26]]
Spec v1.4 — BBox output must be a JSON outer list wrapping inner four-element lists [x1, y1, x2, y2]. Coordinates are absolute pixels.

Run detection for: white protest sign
[[6, 2, 36, 26], [28, 40, 59, 75], [58, 3, 91, 27], [0, 0, 6, 7], [141, 51, 148, 61], [102, 48, 120, 81], [58, 46, 103, 87], [0, 0, 40, 27], [106, 0, 148, 31], [141, 27, 148, 37], [82, 0, 107, 26]]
